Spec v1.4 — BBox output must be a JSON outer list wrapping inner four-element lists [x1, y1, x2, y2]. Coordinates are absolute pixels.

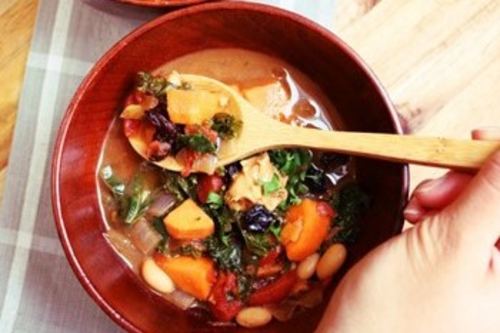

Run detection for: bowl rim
[[116, 0, 212, 8], [51, 2, 409, 332]]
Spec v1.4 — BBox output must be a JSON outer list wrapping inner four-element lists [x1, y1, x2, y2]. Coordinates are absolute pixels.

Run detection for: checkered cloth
[[0, 0, 337, 331]]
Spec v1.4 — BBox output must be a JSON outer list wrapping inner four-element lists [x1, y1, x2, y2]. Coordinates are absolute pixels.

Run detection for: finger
[[445, 150, 500, 247], [471, 127, 500, 141], [414, 172, 472, 209], [403, 198, 426, 223]]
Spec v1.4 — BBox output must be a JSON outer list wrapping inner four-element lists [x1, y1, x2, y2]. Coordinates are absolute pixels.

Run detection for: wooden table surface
[[1, 0, 499, 204], [0, 0, 38, 199]]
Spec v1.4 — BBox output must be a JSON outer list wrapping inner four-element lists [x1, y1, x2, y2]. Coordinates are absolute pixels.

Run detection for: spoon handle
[[277, 127, 500, 170]]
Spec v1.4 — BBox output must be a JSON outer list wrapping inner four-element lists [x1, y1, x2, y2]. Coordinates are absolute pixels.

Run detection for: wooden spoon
[[128, 74, 500, 171]]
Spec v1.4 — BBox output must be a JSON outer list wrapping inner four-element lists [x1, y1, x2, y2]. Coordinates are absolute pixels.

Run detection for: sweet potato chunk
[[164, 199, 214, 240], [154, 254, 215, 300], [167, 89, 222, 125]]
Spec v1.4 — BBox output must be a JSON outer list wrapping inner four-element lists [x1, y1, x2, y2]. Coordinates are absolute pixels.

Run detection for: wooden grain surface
[[1, 0, 499, 205], [335, 0, 500, 189], [0, 0, 38, 201]]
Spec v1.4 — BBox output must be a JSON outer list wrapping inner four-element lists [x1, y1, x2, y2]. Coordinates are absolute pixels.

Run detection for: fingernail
[[403, 207, 420, 220], [403, 200, 424, 222], [472, 127, 500, 140]]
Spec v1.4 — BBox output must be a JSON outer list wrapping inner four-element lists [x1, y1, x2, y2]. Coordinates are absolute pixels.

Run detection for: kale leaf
[[269, 149, 313, 209], [176, 133, 217, 153], [205, 236, 242, 271], [100, 165, 152, 225], [152, 217, 169, 252], [211, 113, 242, 140], [136, 72, 169, 97], [330, 184, 370, 244], [162, 171, 198, 201]]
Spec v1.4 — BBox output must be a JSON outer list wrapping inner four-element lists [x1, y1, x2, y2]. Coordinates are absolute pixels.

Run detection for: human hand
[[316, 128, 500, 333]]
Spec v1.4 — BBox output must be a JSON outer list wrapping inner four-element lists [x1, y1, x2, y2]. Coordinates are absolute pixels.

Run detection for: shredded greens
[[100, 165, 152, 224], [136, 72, 169, 97], [176, 133, 217, 153], [152, 217, 169, 252], [162, 171, 197, 201], [211, 113, 242, 140], [330, 184, 370, 244], [269, 149, 313, 209]]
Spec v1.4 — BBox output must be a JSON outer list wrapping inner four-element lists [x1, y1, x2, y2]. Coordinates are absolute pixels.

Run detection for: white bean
[[141, 257, 175, 293], [316, 243, 347, 280], [236, 307, 272, 328], [297, 253, 320, 280]]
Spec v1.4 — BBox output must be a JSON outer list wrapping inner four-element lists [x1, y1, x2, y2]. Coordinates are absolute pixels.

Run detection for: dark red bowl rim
[[51, 2, 409, 332], [116, 0, 212, 8]]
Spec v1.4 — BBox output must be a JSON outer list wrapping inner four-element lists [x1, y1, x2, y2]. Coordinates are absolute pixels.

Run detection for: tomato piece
[[185, 124, 218, 143], [123, 119, 141, 137], [248, 270, 298, 305], [200, 126, 218, 143], [177, 149, 199, 177], [210, 272, 243, 322], [259, 247, 281, 266], [197, 174, 224, 203], [316, 201, 336, 218], [125, 90, 146, 106]]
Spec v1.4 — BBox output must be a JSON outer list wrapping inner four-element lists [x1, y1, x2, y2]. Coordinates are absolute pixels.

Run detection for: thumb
[[443, 150, 500, 246]]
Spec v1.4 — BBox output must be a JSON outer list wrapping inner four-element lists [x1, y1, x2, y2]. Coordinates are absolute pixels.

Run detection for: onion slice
[[148, 192, 176, 217], [129, 218, 162, 255]]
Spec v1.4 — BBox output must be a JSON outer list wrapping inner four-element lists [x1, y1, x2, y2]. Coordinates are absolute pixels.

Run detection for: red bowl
[[116, 0, 214, 8], [52, 2, 409, 332]]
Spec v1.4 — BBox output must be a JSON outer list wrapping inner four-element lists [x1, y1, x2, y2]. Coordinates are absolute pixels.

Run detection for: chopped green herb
[[262, 173, 281, 195], [240, 231, 271, 257], [176, 133, 217, 153], [205, 236, 242, 271], [152, 218, 169, 252], [100, 165, 125, 197], [136, 72, 169, 97], [269, 149, 313, 209], [211, 113, 242, 140], [100, 165, 152, 225], [269, 219, 282, 239], [206, 192, 223, 209], [162, 171, 197, 201], [124, 190, 151, 224]]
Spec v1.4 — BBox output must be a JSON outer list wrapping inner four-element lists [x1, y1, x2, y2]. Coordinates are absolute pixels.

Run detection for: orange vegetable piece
[[281, 199, 332, 261], [154, 253, 216, 300], [164, 199, 215, 240]]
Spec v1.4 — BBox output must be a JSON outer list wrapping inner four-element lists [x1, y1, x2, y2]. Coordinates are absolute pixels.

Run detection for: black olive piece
[[304, 165, 328, 194], [243, 205, 277, 233], [223, 162, 242, 184], [186, 306, 213, 322], [145, 106, 179, 145], [319, 153, 350, 169]]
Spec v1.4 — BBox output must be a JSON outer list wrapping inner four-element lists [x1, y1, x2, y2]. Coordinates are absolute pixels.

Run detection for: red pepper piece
[[197, 174, 224, 203], [210, 272, 243, 322], [248, 270, 298, 305]]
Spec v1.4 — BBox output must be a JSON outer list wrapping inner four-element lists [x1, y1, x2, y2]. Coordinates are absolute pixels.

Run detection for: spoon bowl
[[130, 73, 500, 172]]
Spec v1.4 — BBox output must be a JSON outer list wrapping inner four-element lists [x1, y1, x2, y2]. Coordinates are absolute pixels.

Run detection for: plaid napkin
[[0, 0, 337, 332]]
